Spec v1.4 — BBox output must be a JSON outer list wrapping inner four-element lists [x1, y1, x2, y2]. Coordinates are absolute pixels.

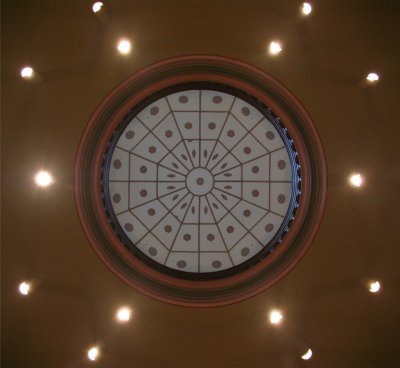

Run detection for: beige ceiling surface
[[2, 1, 400, 367]]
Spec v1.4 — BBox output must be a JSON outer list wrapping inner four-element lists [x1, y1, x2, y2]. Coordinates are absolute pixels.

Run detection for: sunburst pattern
[[107, 89, 294, 273]]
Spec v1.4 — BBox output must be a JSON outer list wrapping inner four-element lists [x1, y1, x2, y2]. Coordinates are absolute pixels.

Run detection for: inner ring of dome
[[101, 83, 300, 280]]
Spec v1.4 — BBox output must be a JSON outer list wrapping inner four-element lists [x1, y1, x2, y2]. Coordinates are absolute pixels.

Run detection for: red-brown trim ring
[[74, 55, 327, 307]]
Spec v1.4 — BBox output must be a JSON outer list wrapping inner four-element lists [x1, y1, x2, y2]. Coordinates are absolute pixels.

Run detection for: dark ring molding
[[74, 55, 327, 307]]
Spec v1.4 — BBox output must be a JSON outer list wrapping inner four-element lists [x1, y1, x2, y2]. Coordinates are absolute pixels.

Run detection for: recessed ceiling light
[[301, 348, 313, 360], [117, 39, 131, 55], [116, 307, 132, 322], [35, 170, 53, 187], [301, 2, 312, 16], [18, 281, 31, 295], [87, 346, 100, 361], [269, 309, 283, 324], [269, 41, 282, 55], [92, 2, 103, 13], [366, 72, 379, 83], [369, 280, 381, 293], [349, 173, 363, 187], [20, 66, 34, 79]]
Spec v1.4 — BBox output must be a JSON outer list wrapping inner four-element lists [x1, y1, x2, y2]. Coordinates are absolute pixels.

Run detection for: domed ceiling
[[2, 1, 399, 367]]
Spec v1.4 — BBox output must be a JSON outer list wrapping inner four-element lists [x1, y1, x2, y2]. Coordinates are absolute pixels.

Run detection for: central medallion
[[186, 168, 214, 195], [75, 56, 327, 306], [103, 87, 296, 276]]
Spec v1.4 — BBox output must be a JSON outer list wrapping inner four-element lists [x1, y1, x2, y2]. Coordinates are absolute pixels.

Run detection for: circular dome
[[74, 55, 327, 307]]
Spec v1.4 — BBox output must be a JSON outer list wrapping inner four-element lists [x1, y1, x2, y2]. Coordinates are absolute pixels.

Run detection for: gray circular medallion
[[105, 88, 296, 275]]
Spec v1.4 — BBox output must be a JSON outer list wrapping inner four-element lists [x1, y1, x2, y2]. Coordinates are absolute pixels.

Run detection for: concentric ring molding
[[74, 55, 327, 307]]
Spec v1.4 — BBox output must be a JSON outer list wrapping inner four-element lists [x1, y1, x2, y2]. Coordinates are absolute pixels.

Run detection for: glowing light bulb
[[366, 72, 379, 82], [269, 41, 282, 55], [19, 281, 31, 295], [35, 170, 53, 187], [116, 307, 132, 322], [301, 3, 312, 15], [87, 346, 99, 361], [20, 66, 34, 79], [301, 348, 313, 360], [269, 310, 283, 325], [349, 173, 363, 187], [92, 2, 103, 13], [117, 39, 131, 55], [369, 280, 381, 293]]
